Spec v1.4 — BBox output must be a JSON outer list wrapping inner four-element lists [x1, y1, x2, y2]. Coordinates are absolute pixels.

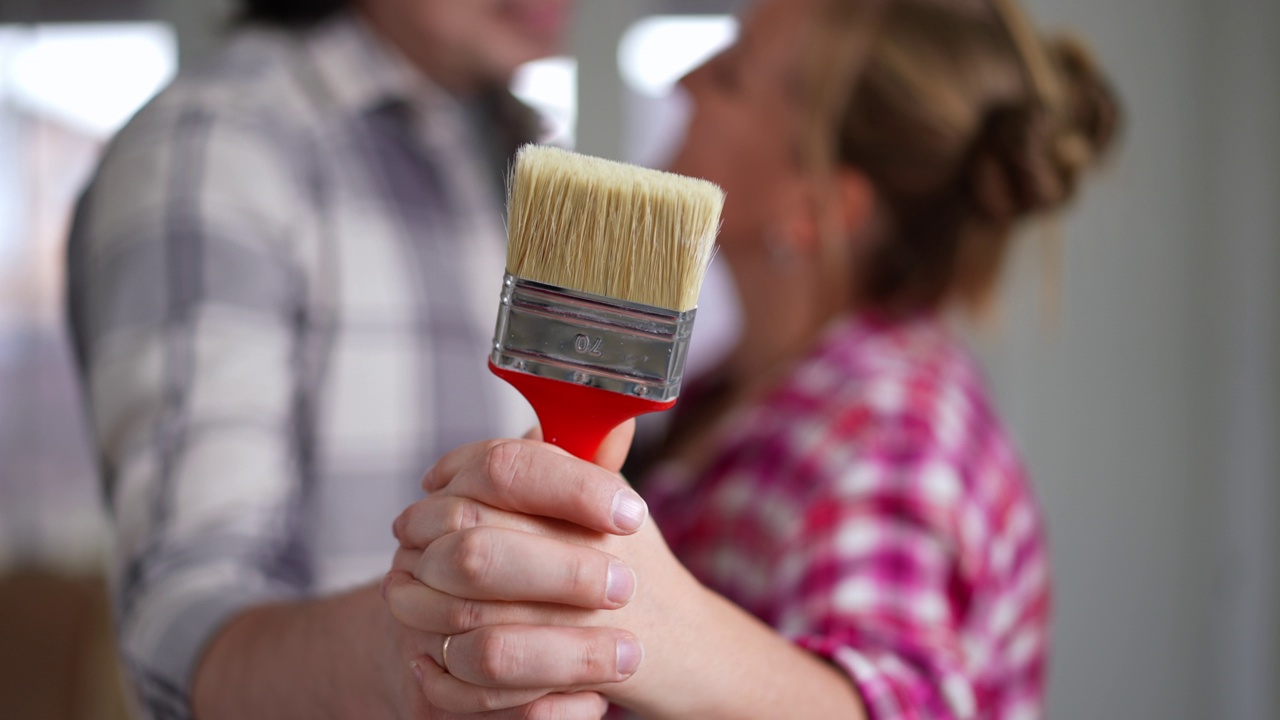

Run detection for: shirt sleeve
[[67, 102, 319, 718], [775, 412, 981, 720]]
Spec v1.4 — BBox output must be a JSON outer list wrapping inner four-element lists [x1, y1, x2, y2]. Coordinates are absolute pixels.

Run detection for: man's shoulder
[[123, 28, 318, 142], [73, 30, 325, 254], [87, 29, 323, 199]]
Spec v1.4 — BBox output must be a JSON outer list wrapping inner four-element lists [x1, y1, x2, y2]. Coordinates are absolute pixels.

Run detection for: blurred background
[[0, 0, 1275, 718]]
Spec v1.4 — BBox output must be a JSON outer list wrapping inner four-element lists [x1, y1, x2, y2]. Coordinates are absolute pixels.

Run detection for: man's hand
[[193, 579, 611, 720], [190, 423, 636, 720]]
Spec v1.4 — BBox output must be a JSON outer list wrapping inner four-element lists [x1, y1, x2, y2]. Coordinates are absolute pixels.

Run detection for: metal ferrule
[[491, 274, 697, 402]]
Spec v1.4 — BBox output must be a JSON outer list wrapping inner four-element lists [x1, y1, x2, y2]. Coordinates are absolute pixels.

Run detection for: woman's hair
[[237, 0, 348, 27], [808, 0, 1121, 316]]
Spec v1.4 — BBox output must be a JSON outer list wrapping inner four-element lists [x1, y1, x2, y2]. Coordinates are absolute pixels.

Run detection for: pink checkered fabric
[[644, 314, 1049, 719]]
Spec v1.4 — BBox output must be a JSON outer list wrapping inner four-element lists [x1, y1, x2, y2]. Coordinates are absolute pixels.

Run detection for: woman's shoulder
[[748, 315, 1037, 569], [747, 315, 1030, 515], [774, 314, 993, 435]]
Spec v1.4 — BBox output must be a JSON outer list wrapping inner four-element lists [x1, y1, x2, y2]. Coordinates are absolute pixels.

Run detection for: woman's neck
[[723, 256, 834, 394], [651, 260, 832, 477]]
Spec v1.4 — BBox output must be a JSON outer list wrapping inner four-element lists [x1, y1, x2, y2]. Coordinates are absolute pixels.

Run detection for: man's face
[[362, 0, 574, 90]]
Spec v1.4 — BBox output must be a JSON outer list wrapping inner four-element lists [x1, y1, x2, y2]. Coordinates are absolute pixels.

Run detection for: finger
[[512, 691, 606, 717], [523, 425, 542, 441], [413, 657, 611, 718], [391, 547, 418, 575], [384, 571, 594, 635], [424, 439, 505, 493], [433, 440, 648, 534], [419, 528, 636, 609], [519, 691, 611, 720], [394, 495, 599, 550], [425, 626, 642, 690], [412, 656, 546, 714], [591, 419, 634, 474]]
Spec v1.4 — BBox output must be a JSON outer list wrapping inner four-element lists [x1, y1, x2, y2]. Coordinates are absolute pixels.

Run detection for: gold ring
[[441, 634, 453, 675]]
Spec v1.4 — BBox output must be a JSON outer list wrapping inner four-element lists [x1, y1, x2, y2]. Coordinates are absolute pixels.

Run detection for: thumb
[[520, 420, 635, 474]]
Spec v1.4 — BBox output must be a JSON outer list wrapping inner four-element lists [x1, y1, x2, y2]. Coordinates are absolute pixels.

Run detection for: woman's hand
[[383, 423, 708, 714]]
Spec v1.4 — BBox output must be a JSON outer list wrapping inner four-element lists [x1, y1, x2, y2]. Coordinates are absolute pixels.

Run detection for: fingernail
[[611, 490, 648, 533], [606, 560, 635, 605], [410, 661, 423, 684], [616, 637, 643, 677], [380, 572, 393, 601]]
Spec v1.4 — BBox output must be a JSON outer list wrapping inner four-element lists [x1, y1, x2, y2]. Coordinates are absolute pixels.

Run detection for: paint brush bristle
[[506, 144, 724, 312]]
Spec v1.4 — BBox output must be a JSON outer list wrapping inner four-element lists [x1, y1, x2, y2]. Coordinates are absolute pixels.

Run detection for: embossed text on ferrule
[[490, 274, 697, 401]]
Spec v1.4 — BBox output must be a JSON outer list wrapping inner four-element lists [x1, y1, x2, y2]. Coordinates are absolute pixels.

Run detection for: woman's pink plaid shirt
[[645, 315, 1050, 719]]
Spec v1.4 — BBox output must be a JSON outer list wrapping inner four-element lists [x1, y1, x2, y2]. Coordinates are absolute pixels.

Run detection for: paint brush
[[489, 145, 724, 460]]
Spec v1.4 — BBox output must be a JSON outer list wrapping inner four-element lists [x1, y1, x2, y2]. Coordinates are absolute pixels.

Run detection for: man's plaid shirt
[[67, 13, 534, 716]]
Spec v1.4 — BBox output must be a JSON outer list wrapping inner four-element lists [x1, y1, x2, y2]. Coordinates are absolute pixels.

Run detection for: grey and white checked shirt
[[67, 13, 536, 716]]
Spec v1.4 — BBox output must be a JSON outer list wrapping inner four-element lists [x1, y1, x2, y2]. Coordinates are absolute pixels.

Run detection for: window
[[617, 15, 738, 167], [512, 56, 577, 146], [0, 22, 176, 570]]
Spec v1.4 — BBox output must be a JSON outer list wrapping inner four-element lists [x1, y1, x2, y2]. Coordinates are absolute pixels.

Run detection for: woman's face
[[668, 0, 817, 255]]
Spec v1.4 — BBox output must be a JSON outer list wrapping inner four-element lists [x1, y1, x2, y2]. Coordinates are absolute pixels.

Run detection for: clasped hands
[[383, 422, 700, 716]]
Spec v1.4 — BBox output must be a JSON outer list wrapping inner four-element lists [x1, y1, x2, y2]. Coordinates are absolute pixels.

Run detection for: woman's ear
[[830, 167, 876, 245], [784, 167, 876, 255]]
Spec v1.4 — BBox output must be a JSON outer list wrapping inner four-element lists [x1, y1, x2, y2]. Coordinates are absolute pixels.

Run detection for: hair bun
[[966, 102, 1062, 223], [1049, 35, 1121, 170], [966, 35, 1120, 224]]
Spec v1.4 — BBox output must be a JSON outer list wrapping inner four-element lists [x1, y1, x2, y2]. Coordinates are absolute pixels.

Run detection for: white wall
[[1202, 0, 1280, 717], [979, 0, 1216, 715], [993, 1, 1278, 717]]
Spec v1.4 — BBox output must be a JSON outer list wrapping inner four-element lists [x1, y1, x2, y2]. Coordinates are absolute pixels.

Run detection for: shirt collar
[[303, 10, 461, 121]]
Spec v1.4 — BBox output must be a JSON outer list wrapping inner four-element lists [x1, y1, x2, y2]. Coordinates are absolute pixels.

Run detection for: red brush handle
[[490, 360, 675, 460]]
